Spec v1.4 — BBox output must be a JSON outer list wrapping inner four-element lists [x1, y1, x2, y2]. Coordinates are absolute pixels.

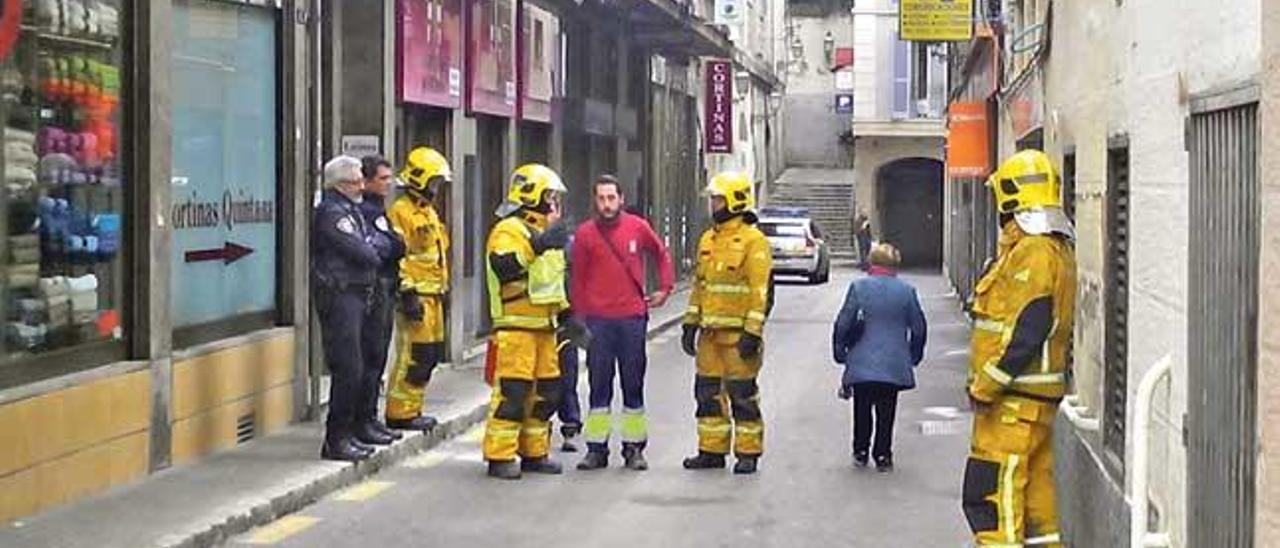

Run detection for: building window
[[170, 0, 279, 347], [0, 1, 129, 390], [914, 44, 928, 102], [533, 20, 545, 67], [1103, 138, 1130, 478]]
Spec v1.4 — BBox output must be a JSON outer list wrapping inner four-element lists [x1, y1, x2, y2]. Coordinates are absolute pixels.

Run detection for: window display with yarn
[[1, 1, 125, 364]]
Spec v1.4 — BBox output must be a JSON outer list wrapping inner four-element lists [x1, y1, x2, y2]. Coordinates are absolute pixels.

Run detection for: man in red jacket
[[571, 175, 675, 471]]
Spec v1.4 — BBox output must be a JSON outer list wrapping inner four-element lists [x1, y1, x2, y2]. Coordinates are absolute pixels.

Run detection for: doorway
[[875, 158, 944, 269]]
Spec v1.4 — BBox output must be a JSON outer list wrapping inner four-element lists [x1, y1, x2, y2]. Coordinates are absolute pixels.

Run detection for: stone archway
[[875, 157, 945, 269]]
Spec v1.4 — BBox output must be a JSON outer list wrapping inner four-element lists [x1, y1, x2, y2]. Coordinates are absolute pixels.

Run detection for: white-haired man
[[313, 155, 382, 461]]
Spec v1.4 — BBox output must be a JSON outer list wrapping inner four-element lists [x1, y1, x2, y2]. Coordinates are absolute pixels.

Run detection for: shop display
[[2, 1, 124, 357]]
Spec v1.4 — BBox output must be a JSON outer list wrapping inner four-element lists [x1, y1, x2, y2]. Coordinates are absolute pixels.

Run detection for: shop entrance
[[876, 158, 944, 269], [469, 115, 509, 336]]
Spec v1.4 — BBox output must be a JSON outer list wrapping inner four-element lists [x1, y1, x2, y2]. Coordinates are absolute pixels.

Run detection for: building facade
[[948, 0, 1276, 545], [849, 0, 947, 268], [0, 0, 784, 522], [0, 0, 316, 521]]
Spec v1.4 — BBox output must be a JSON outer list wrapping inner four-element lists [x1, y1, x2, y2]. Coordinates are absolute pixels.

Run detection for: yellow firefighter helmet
[[398, 147, 452, 191], [987, 149, 1062, 214], [496, 163, 567, 217], [705, 171, 755, 214]]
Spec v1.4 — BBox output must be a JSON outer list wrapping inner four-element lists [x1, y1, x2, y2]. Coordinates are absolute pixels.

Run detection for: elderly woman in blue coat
[[831, 243, 927, 471]]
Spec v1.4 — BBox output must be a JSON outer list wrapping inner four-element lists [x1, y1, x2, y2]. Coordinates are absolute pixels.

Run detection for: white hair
[[323, 155, 363, 189]]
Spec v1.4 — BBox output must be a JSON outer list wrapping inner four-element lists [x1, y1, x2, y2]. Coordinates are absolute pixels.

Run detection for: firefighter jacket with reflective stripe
[[684, 216, 773, 336], [968, 222, 1076, 411], [485, 215, 568, 331], [389, 195, 450, 295]]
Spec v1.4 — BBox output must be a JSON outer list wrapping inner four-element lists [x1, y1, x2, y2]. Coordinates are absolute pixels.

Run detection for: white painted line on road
[[333, 481, 394, 502], [449, 452, 485, 463], [919, 420, 969, 436], [459, 426, 485, 444], [923, 406, 963, 419], [404, 452, 449, 469], [944, 348, 970, 357], [242, 515, 319, 544]]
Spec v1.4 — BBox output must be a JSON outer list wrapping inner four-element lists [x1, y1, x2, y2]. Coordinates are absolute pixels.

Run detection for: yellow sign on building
[[900, 0, 974, 42]]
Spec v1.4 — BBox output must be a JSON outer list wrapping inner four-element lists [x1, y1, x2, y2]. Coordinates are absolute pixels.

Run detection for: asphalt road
[[229, 267, 974, 548]]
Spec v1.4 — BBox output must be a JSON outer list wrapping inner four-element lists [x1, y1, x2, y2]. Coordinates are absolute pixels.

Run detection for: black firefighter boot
[[368, 420, 403, 441], [488, 460, 522, 480], [386, 415, 439, 432], [622, 444, 649, 471], [520, 456, 564, 475], [355, 421, 397, 446], [321, 435, 371, 463], [577, 451, 609, 471], [682, 451, 727, 470], [733, 455, 759, 475]]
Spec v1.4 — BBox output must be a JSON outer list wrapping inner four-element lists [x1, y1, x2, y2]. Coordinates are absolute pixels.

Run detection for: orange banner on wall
[[947, 101, 990, 178]]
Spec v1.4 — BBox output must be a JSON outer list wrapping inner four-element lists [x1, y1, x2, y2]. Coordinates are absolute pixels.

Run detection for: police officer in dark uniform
[[353, 155, 405, 447], [313, 155, 381, 462]]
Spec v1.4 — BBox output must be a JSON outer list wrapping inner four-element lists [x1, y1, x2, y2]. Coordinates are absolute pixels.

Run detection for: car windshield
[[760, 222, 808, 238]]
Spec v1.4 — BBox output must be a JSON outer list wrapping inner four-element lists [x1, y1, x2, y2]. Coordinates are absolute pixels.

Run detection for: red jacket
[[571, 212, 675, 319]]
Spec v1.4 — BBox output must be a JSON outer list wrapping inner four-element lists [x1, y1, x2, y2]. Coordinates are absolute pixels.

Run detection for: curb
[[166, 403, 490, 548], [166, 298, 687, 548]]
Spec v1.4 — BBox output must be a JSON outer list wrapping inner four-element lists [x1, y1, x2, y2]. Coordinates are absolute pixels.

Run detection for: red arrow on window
[[184, 242, 255, 264]]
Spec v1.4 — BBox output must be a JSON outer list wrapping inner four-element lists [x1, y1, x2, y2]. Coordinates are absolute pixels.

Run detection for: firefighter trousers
[[385, 295, 445, 421], [693, 329, 763, 456], [962, 400, 1061, 547], [483, 329, 562, 462]]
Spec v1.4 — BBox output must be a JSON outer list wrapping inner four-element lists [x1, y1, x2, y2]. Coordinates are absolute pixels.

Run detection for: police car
[[758, 207, 831, 284]]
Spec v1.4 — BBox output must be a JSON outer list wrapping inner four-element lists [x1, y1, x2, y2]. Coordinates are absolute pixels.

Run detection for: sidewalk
[[2, 289, 690, 548]]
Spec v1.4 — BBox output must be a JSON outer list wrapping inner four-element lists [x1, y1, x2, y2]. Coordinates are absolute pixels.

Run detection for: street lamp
[[822, 31, 835, 66]]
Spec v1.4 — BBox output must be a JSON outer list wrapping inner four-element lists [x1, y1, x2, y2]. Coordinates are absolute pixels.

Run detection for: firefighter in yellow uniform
[[384, 147, 452, 432], [680, 171, 773, 475], [483, 163, 582, 480], [962, 150, 1076, 547]]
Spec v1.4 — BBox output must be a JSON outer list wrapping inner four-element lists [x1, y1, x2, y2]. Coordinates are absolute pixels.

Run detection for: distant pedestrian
[[854, 212, 873, 271], [571, 175, 675, 471], [831, 243, 927, 472]]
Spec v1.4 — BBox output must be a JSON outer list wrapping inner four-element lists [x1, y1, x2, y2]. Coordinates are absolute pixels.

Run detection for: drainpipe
[[1130, 355, 1173, 548]]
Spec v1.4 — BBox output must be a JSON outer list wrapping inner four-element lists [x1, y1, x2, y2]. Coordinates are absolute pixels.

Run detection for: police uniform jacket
[[313, 189, 380, 289]]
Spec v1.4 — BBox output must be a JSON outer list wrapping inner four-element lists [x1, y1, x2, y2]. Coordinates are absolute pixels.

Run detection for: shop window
[[170, 1, 279, 346], [0, 1, 128, 390]]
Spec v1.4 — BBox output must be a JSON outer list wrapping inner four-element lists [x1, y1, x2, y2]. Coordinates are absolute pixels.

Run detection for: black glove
[[737, 332, 762, 361], [400, 291, 424, 322], [681, 324, 699, 357], [833, 346, 848, 365], [532, 222, 571, 254], [558, 316, 593, 351]]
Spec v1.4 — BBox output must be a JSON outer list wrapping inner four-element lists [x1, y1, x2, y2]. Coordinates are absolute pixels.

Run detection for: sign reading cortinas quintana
[[704, 59, 733, 154]]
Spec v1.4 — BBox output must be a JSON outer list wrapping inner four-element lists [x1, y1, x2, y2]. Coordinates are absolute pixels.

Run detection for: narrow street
[[228, 267, 973, 547]]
